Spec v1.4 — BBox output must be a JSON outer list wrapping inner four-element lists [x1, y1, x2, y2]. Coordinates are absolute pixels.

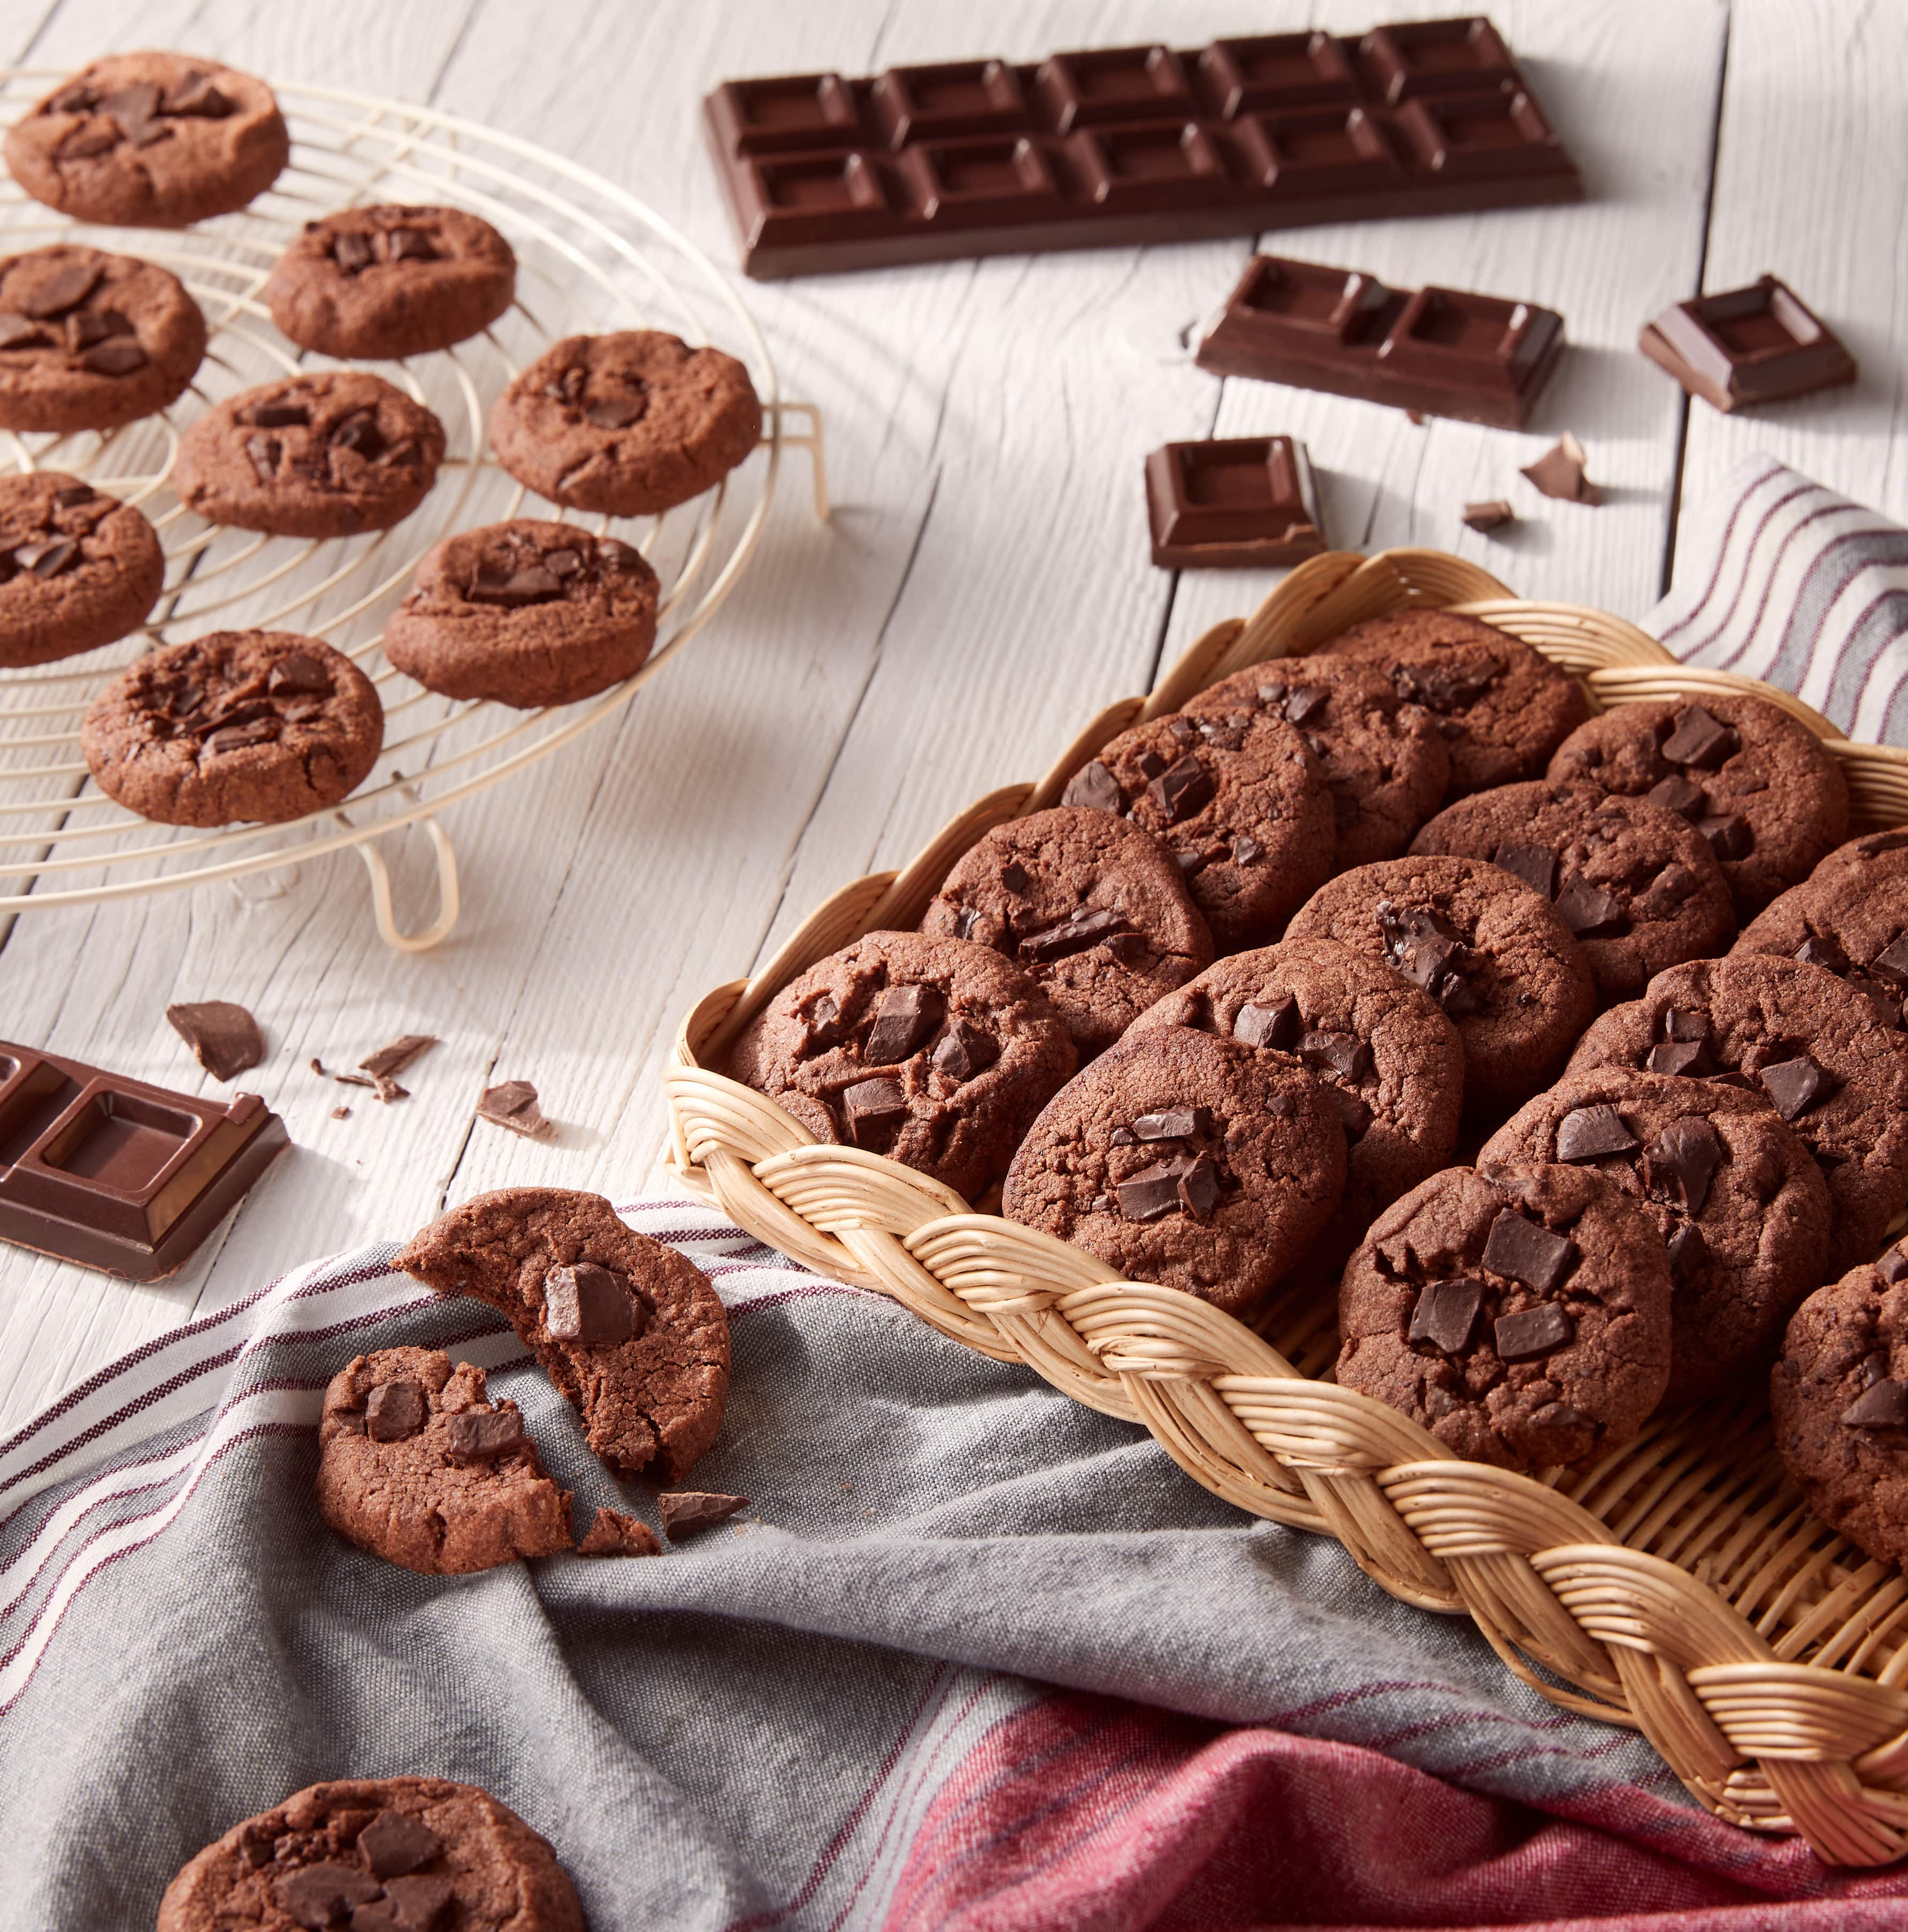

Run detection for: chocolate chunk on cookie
[[919, 805, 1213, 1059], [490, 329, 762, 516], [6, 52, 289, 230], [0, 243, 206, 433], [1411, 780, 1736, 1001], [397, 1187, 730, 1483], [384, 518, 660, 708], [1285, 854, 1596, 1105], [265, 202, 517, 360], [1568, 953, 1908, 1275], [1336, 1162, 1673, 1472], [175, 370, 446, 538], [1002, 1022, 1346, 1316], [726, 930, 1076, 1201], [0, 471, 163, 666], [158, 1775, 584, 1932], [1482, 1068, 1831, 1405], [1314, 609, 1590, 797], [82, 629, 382, 826]]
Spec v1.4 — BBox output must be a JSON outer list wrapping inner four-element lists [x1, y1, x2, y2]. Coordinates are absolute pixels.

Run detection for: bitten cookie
[[397, 1187, 730, 1484], [175, 370, 446, 538], [0, 472, 163, 666], [1181, 656, 1449, 866], [157, 1776, 584, 1932], [489, 330, 762, 515], [5, 52, 289, 229], [1060, 709, 1335, 950], [384, 518, 660, 708], [317, 1347, 572, 1575], [919, 805, 1214, 1059], [1001, 1023, 1346, 1316], [0, 243, 206, 433], [1546, 692, 1849, 919], [1772, 1241, 1908, 1568], [1315, 609, 1590, 796], [265, 203, 517, 360], [1567, 953, 1908, 1276], [1411, 780, 1736, 1002], [1284, 854, 1596, 1105], [1481, 1068, 1832, 1406], [1336, 1162, 1673, 1472]]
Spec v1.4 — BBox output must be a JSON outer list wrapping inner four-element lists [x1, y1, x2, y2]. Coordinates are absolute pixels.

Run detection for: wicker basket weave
[[665, 547, 1908, 1865]]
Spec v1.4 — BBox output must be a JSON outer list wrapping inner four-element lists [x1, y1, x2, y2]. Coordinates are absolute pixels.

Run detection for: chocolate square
[[1145, 436, 1326, 569], [1640, 276, 1857, 413]]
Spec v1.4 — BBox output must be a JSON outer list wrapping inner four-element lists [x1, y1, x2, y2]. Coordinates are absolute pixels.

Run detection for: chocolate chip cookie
[[1284, 855, 1596, 1105], [5, 53, 289, 229], [725, 930, 1076, 1201], [1411, 780, 1736, 1002], [919, 805, 1214, 1059], [1481, 1068, 1832, 1406], [1315, 609, 1591, 797], [397, 1187, 730, 1484], [1771, 1240, 1908, 1567], [383, 518, 660, 709], [1060, 709, 1334, 951], [1336, 1162, 1673, 1472], [1547, 692, 1849, 919], [0, 243, 207, 433], [1567, 953, 1908, 1276], [0, 472, 163, 665], [265, 203, 517, 360], [158, 1776, 584, 1932], [175, 371, 446, 538], [317, 1347, 573, 1575], [82, 629, 382, 826], [1001, 1022, 1346, 1316], [489, 330, 762, 516]]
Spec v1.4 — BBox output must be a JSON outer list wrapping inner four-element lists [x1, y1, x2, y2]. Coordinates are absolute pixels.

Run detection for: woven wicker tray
[[665, 546, 1908, 1865]]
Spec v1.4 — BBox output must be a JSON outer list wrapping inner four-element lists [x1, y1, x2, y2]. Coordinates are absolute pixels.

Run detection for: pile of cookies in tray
[[0, 50, 763, 829], [722, 605, 1908, 1568]]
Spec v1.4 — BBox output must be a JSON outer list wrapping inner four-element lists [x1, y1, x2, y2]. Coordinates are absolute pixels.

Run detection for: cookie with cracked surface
[[384, 518, 660, 708], [5, 52, 288, 229], [175, 370, 446, 539], [1001, 1022, 1346, 1316], [265, 202, 517, 360], [919, 805, 1213, 1059], [489, 329, 762, 515], [157, 1775, 584, 1932], [1314, 609, 1590, 796], [1567, 953, 1908, 1277], [82, 629, 381, 827], [0, 471, 163, 666], [397, 1187, 730, 1483], [725, 930, 1076, 1201], [1182, 656, 1450, 866], [1481, 1068, 1832, 1406], [317, 1347, 573, 1575], [1284, 854, 1596, 1105], [1059, 709, 1334, 951], [1546, 692, 1848, 919], [0, 243, 206, 433], [1410, 780, 1736, 1002], [1336, 1162, 1673, 1472]]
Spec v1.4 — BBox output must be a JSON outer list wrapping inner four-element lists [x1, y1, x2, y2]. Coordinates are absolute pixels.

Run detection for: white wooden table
[[0, 0, 1889, 1432]]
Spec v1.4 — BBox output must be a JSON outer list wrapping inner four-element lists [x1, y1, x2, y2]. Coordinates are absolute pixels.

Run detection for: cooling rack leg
[[770, 400, 831, 522], [353, 815, 461, 952]]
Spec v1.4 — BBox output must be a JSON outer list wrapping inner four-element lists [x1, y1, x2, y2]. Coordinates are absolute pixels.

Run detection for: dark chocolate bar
[[1194, 254, 1565, 429], [1146, 437, 1325, 568], [1638, 275, 1856, 413], [704, 18, 1582, 279], [0, 1042, 287, 1280]]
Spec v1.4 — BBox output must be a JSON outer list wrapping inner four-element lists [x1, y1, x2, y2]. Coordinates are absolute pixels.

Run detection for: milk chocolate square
[[1145, 436, 1326, 568]]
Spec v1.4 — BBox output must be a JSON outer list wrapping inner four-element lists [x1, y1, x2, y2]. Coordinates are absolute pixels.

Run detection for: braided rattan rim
[[665, 547, 1908, 1865]]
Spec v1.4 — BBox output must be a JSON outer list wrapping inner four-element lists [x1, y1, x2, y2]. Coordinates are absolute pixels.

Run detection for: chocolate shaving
[[358, 1033, 436, 1081]]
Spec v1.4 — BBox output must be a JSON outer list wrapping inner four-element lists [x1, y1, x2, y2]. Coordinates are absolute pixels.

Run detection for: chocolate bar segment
[[1194, 254, 1565, 429], [1638, 275, 1857, 413], [1145, 436, 1325, 568], [703, 17, 1582, 279]]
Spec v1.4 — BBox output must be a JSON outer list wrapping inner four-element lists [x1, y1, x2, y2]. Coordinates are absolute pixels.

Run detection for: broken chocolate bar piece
[[661, 1490, 749, 1540], [165, 1001, 264, 1082], [1520, 431, 1601, 505], [1639, 275, 1857, 413], [1145, 436, 1326, 568], [1461, 499, 1514, 533], [476, 1079, 554, 1139]]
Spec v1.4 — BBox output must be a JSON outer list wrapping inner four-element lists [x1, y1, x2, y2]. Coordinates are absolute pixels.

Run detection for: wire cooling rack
[[0, 71, 827, 949]]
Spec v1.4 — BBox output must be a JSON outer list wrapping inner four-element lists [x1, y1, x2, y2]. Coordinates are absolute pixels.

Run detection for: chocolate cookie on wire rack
[[0, 471, 163, 665]]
